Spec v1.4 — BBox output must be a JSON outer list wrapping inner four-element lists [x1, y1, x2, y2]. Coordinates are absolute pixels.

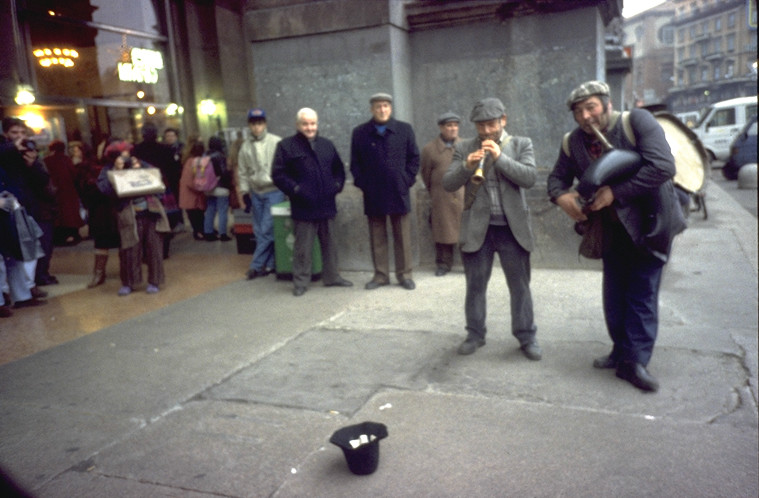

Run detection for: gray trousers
[[292, 218, 340, 288], [461, 224, 536, 345]]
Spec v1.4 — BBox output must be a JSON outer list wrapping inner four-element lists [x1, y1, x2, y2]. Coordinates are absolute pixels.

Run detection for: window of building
[[714, 64, 721, 80], [635, 25, 644, 42], [726, 61, 734, 77], [713, 37, 721, 53], [701, 66, 709, 81], [700, 40, 709, 56], [677, 47, 685, 61], [726, 34, 735, 51], [714, 17, 722, 32], [689, 25, 696, 38], [701, 20, 708, 35], [659, 26, 674, 45], [727, 12, 736, 28], [678, 28, 685, 43]]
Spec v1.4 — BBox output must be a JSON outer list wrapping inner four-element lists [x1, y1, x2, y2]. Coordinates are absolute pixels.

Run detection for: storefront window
[[28, 9, 170, 104], [17, 1, 178, 149]]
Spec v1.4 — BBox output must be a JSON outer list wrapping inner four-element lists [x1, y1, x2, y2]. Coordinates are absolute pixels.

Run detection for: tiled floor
[[0, 230, 252, 366]]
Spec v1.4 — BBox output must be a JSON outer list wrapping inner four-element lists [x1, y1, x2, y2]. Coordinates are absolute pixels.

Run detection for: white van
[[692, 96, 758, 162]]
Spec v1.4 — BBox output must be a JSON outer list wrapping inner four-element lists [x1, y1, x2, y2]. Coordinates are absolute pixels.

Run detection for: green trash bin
[[272, 201, 322, 281]]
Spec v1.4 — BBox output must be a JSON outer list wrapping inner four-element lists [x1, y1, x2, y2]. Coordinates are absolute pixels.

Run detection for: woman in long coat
[[178, 139, 206, 240]]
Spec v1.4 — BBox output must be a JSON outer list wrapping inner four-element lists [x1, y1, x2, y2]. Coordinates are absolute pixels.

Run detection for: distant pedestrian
[[237, 109, 283, 279], [272, 107, 353, 296], [97, 141, 170, 296], [350, 93, 420, 290], [547, 80, 686, 392], [202, 136, 232, 241], [133, 122, 177, 258], [421, 112, 464, 276], [178, 139, 206, 240], [442, 98, 541, 361]]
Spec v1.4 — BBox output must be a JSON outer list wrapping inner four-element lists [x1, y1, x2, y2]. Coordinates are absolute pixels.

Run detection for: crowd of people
[[0, 116, 239, 314], [1, 80, 687, 392]]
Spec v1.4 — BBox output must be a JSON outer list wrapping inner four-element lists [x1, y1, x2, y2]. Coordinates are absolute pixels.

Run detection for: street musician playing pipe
[[547, 80, 686, 393]]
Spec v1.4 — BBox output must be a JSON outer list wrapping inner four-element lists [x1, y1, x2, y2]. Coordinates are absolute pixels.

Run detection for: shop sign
[[118, 48, 164, 84]]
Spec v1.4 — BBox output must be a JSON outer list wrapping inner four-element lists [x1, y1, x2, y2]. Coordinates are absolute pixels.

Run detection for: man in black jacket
[[547, 81, 686, 392], [350, 93, 420, 291], [272, 108, 353, 296]]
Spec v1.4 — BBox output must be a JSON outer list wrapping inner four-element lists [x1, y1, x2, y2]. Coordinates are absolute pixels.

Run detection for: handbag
[[575, 211, 603, 260], [107, 167, 166, 198]]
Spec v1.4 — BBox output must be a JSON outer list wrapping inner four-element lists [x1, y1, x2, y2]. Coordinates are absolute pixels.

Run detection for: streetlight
[[199, 98, 220, 134], [15, 84, 35, 105]]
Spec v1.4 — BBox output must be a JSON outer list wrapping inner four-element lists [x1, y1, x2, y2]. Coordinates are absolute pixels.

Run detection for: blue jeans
[[249, 189, 285, 272], [461, 224, 536, 345], [204, 195, 229, 236]]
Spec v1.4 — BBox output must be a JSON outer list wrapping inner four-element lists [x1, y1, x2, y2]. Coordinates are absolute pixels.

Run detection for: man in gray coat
[[442, 98, 541, 360]]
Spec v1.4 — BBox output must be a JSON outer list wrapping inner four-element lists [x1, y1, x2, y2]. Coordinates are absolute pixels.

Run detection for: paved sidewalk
[[0, 181, 756, 497]]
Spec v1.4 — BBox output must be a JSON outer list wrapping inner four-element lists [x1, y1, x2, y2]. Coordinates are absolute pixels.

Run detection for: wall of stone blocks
[[241, 1, 609, 271]]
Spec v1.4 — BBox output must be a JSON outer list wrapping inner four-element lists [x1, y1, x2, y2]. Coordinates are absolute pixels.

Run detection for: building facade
[[669, 0, 757, 114], [622, 2, 676, 109]]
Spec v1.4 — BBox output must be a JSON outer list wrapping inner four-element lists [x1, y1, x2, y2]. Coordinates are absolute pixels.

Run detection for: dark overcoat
[[350, 118, 420, 216], [272, 132, 345, 221]]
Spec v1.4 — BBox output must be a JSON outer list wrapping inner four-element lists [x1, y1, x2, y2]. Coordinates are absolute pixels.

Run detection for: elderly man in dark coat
[[421, 112, 464, 276], [272, 107, 353, 296], [350, 92, 420, 290]]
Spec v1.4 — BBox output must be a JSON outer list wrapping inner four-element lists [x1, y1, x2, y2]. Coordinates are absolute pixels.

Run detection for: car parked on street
[[722, 115, 758, 180]]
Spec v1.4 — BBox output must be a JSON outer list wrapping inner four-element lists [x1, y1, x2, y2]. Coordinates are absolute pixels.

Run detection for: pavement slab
[[275, 390, 758, 497]]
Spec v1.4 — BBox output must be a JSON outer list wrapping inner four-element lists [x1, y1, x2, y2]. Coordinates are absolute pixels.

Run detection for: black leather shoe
[[30, 286, 48, 299], [325, 277, 353, 287], [457, 337, 485, 355], [293, 286, 307, 297], [400, 279, 416, 290], [13, 298, 48, 309], [616, 361, 659, 392], [246, 269, 267, 280], [520, 341, 542, 361], [593, 354, 618, 369], [36, 275, 59, 286], [365, 280, 389, 290], [435, 267, 449, 276]]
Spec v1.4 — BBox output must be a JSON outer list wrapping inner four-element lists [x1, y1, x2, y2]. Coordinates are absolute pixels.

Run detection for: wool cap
[[566, 81, 610, 109], [437, 112, 461, 125], [469, 98, 505, 122], [369, 92, 393, 104]]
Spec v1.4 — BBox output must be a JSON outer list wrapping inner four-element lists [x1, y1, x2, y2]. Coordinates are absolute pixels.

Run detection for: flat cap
[[370, 92, 393, 104], [437, 112, 461, 125], [469, 98, 505, 122], [566, 80, 610, 109]]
